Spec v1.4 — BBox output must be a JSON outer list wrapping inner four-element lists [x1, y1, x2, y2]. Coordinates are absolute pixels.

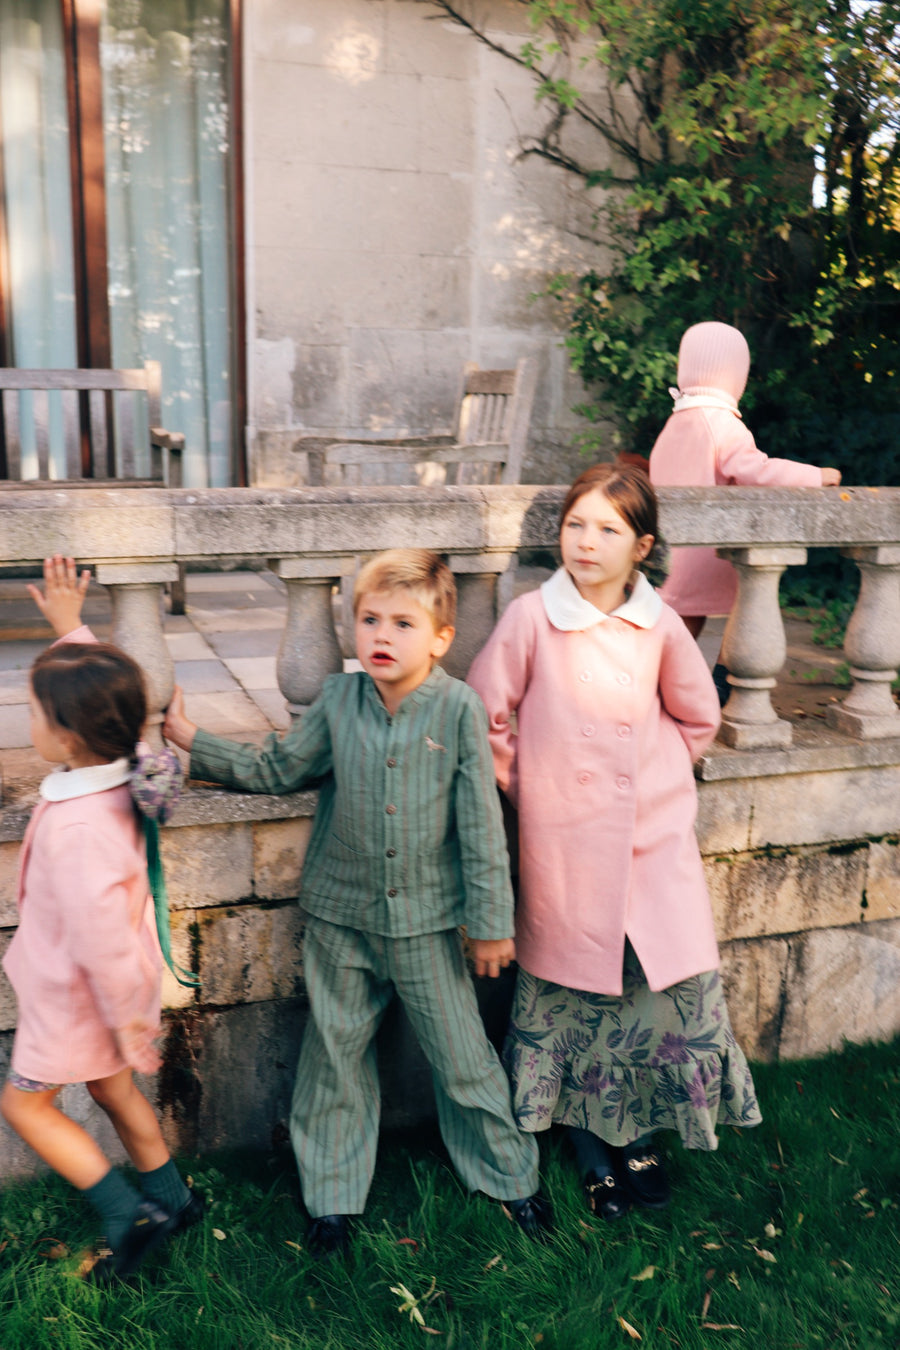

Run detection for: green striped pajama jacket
[[191, 666, 539, 1215]]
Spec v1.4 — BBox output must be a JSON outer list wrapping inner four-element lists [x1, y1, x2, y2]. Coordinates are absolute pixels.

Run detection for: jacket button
[[386, 804, 397, 815], [582, 724, 595, 737], [617, 724, 631, 738], [387, 888, 398, 898], [386, 757, 397, 768], [616, 775, 630, 790], [617, 672, 631, 686], [578, 671, 592, 683], [386, 847, 397, 858], [577, 771, 591, 784]]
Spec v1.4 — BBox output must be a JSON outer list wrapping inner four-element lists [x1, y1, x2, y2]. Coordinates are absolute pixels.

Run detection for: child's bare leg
[[1, 1081, 110, 1189], [88, 1069, 194, 1222], [87, 1068, 169, 1172]]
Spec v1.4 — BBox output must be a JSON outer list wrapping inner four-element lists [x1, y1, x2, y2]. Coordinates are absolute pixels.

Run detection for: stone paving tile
[[246, 688, 291, 733], [179, 690, 274, 742], [0, 705, 30, 749], [0, 673, 28, 706], [173, 659, 242, 695], [203, 629, 282, 659], [187, 571, 280, 594], [164, 631, 219, 661], [221, 656, 278, 691], [187, 606, 286, 634]]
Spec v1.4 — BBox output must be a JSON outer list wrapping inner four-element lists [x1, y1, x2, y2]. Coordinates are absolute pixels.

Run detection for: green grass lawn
[[1, 1038, 898, 1349]]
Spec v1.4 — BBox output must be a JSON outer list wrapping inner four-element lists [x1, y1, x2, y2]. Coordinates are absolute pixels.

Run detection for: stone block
[[862, 840, 900, 922], [779, 919, 900, 1059], [0, 841, 19, 925], [718, 935, 790, 1063], [253, 818, 312, 900], [706, 844, 868, 943], [160, 823, 254, 910], [161, 913, 198, 1012], [193, 902, 305, 1006], [0, 931, 16, 1031], [156, 998, 308, 1156]]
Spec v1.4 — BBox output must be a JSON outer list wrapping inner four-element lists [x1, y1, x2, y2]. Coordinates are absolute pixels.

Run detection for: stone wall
[[247, 0, 609, 485]]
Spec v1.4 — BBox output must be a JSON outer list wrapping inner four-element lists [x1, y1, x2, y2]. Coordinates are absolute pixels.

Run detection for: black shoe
[[306, 1213, 351, 1258], [621, 1143, 671, 1209], [506, 1193, 554, 1241], [583, 1168, 631, 1222], [89, 1200, 175, 1283], [712, 663, 731, 708], [171, 1189, 206, 1235]]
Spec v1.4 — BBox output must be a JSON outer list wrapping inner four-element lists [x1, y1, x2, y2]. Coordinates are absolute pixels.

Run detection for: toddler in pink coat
[[0, 557, 202, 1281], [468, 464, 761, 1222], [649, 321, 841, 701]]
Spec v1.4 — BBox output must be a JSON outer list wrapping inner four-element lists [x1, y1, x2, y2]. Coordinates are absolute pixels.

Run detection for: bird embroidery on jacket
[[424, 736, 446, 753]]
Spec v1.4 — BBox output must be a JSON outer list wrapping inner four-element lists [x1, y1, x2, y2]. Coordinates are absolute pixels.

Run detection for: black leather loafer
[[90, 1199, 175, 1283], [583, 1168, 631, 1221], [621, 1143, 671, 1209], [306, 1213, 351, 1258], [171, 1189, 206, 1234], [507, 1193, 554, 1241]]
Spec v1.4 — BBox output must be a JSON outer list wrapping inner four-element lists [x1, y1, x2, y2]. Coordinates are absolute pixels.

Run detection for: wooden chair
[[315, 357, 538, 487], [0, 361, 186, 609], [0, 362, 184, 485]]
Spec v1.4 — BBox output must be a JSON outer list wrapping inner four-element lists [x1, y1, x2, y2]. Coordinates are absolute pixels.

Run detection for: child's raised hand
[[821, 467, 842, 486], [115, 1018, 162, 1075], [162, 686, 198, 752], [471, 936, 516, 979], [27, 555, 91, 638]]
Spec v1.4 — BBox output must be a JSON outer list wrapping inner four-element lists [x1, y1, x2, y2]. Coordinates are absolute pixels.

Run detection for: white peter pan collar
[[540, 566, 662, 632], [40, 757, 132, 802], [669, 386, 742, 418]]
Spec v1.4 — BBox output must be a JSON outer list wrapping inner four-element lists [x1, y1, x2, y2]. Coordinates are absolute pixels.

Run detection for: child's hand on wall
[[821, 467, 842, 486], [471, 936, 515, 979], [162, 687, 198, 752], [28, 555, 91, 637]]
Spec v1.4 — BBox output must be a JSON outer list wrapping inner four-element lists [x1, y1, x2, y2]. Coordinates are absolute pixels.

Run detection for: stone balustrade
[[2, 481, 900, 1169], [1, 482, 898, 745]]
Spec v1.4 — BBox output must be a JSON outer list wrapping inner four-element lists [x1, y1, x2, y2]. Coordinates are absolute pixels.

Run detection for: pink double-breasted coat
[[649, 406, 824, 616], [3, 776, 162, 1085], [467, 570, 722, 996]]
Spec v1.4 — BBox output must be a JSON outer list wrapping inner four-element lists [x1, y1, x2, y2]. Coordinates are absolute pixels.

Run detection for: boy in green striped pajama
[[163, 550, 549, 1256]]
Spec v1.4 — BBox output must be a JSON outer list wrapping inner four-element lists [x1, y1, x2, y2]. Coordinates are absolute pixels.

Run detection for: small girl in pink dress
[[1, 558, 201, 1281], [649, 322, 841, 699]]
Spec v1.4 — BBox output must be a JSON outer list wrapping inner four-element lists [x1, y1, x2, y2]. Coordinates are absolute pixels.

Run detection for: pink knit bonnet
[[675, 322, 751, 408]]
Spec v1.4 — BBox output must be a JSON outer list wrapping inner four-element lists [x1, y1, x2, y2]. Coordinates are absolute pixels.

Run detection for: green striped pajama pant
[[290, 915, 540, 1217]]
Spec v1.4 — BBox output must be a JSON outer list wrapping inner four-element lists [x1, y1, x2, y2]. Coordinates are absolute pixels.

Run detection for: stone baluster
[[95, 562, 179, 746], [268, 558, 351, 717], [827, 546, 900, 739], [443, 553, 515, 680], [717, 547, 807, 750]]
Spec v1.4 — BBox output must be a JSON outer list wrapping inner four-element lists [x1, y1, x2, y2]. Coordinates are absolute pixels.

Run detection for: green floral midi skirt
[[504, 942, 762, 1150]]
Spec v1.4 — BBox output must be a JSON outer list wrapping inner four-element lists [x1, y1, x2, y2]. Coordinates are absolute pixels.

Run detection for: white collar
[[40, 758, 132, 802], [669, 386, 742, 417], [540, 566, 662, 632]]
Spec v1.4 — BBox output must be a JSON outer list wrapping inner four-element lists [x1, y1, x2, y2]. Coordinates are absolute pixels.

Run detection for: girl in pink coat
[[1, 558, 201, 1281], [649, 321, 841, 700], [468, 464, 760, 1222]]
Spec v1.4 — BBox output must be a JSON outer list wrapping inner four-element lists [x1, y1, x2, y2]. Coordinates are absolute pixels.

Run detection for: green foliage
[[432, 0, 900, 489], [2, 1039, 900, 1346]]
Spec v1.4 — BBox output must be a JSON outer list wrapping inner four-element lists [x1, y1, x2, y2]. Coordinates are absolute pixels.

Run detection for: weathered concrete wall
[[247, 0, 611, 485], [3, 741, 900, 1175]]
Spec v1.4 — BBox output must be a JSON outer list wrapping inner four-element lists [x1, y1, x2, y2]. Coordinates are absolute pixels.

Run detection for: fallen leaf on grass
[[701, 1292, 711, 1318], [38, 1240, 69, 1261], [397, 1238, 420, 1253], [827, 1153, 848, 1166], [617, 1316, 642, 1340], [701, 1324, 743, 1332], [483, 1253, 507, 1272], [752, 1247, 777, 1264], [212, 1228, 227, 1241], [702, 1242, 722, 1250], [284, 1240, 303, 1253], [631, 1266, 655, 1282]]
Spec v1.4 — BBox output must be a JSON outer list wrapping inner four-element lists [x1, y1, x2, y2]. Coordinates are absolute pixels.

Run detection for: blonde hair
[[353, 549, 457, 630]]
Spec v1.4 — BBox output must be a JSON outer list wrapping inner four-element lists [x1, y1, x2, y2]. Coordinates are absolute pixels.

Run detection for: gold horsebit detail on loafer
[[586, 1175, 618, 1192], [626, 1152, 660, 1173]]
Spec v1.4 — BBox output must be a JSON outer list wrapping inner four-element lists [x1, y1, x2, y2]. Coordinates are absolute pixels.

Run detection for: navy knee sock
[[82, 1167, 143, 1249], [566, 1126, 614, 1179], [139, 1159, 191, 1216]]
